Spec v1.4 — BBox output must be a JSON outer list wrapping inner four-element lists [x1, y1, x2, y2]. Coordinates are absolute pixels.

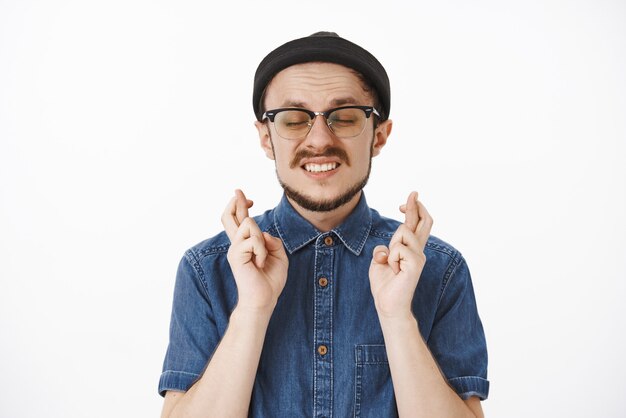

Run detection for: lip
[[299, 157, 343, 166]]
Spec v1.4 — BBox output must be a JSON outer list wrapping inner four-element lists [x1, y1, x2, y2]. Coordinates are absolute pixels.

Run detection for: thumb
[[263, 232, 285, 254], [372, 245, 389, 264]]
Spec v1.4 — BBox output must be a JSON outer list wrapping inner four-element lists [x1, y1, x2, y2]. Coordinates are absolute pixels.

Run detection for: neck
[[287, 191, 362, 232]]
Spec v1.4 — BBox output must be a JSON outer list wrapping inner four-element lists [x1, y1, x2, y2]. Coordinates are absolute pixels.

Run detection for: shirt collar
[[273, 193, 372, 256]]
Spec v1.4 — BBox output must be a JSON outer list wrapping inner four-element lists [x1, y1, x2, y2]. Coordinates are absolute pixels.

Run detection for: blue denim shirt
[[159, 194, 489, 417]]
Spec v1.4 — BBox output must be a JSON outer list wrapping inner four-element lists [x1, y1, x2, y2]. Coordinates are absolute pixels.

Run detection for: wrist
[[377, 309, 417, 331], [232, 303, 275, 323]]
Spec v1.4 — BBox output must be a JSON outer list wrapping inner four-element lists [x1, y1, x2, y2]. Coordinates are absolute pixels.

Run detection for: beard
[[270, 133, 374, 212], [278, 166, 371, 212]]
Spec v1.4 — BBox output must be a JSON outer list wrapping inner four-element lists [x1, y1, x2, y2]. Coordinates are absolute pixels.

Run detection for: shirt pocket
[[354, 344, 398, 418]]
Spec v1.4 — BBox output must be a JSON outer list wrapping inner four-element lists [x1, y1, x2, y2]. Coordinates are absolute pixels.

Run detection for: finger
[[415, 200, 433, 244], [221, 196, 239, 241], [388, 241, 423, 274], [234, 189, 250, 225], [404, 191, 419, 232], [387, 223, 403, 252], [231, 233, 268, 269], [263, 232, 287, 258], [389, 224, 421, 251], [222, 190, 254, 242], [235, 217, 263, 242], [386, 243, 402, 275], [234, 217, 264, 243], [234, 218, 267, 268], [371, 245, 390, 265]]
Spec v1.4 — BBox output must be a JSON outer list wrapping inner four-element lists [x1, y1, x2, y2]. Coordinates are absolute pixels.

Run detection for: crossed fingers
[[221, 189, 267, 268], [377, 191, 433, 274], [222, 189, 253, 240], [399, 191, 432, 245]]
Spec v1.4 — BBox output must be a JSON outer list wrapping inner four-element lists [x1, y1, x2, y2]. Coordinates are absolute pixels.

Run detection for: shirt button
[[318, 345, 328, 356], [318, 277, 328, 287], [324, 236, 334, 246]]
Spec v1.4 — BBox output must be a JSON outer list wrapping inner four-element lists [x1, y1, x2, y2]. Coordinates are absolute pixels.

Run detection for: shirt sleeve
[[158, 250, 220, 396], [427, 255, 490, 400]]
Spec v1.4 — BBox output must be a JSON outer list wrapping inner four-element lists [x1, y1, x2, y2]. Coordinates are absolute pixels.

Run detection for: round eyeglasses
[[261, 106, 380, 140]]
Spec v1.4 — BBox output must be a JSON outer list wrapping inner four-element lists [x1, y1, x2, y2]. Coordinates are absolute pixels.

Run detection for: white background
[[1, 0, 625, 417]]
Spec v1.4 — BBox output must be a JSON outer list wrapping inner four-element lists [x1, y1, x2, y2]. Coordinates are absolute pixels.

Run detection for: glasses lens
[[327, 107, 366, 138], [274, 110, 312, 140]]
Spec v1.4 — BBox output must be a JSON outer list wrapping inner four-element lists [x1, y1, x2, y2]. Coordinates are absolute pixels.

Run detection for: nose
[[303, 114, 336, 149]]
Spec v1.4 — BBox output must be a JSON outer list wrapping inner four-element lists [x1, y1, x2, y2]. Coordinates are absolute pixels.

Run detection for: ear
[[255, 120, 275, 160], [372, 119, 392, 157]]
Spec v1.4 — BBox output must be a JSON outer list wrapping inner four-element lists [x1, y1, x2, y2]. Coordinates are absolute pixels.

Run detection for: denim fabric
[[159, 194, 489, 417]]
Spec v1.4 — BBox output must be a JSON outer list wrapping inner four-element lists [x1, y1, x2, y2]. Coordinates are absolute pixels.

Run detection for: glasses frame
[[261, 105, 380, 140]]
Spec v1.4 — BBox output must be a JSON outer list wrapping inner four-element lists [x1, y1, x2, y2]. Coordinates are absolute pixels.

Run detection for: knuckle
[[249, 235, 264, 247], [241, 217, 255, 228]]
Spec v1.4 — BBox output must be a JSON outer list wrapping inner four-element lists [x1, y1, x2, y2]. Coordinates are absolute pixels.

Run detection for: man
[[159, 32, 489, 418]]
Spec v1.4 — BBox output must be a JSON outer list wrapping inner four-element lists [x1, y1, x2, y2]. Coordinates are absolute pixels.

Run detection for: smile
[[303, 162, 339, 173]]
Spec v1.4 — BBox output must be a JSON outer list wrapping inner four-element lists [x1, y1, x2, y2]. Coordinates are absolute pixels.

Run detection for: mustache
[[289, 146, 351, 169]]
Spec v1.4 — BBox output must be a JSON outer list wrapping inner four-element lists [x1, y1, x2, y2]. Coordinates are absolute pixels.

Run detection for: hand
[[222, 189, 289, 313], [369, 191, 433, 319]]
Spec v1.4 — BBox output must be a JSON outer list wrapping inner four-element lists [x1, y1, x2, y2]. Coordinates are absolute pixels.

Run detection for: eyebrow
[[280, 97, 360, 109], [330, 97, 358, 107], [282, 100, 307, 108]]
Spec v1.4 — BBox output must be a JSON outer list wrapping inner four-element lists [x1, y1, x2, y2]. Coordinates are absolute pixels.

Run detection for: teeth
[[304, 162, 338, 173]]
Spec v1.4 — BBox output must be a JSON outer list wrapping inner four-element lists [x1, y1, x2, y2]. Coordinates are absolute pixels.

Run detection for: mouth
[[303, 162, 340, 173]]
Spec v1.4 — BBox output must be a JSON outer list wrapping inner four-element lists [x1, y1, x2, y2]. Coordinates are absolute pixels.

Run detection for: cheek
[[273, 143, 296, 169], [353, 145, 372, 169]]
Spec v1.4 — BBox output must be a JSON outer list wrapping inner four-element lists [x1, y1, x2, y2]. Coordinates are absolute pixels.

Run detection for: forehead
[[264, 62, 371, 109]]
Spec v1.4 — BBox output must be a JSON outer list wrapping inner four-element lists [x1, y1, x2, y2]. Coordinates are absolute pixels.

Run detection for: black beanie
[[253, 31, 390, 122]]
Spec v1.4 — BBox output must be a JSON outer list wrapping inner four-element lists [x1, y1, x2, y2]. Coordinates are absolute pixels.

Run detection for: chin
[[279, 177, 368, 213]]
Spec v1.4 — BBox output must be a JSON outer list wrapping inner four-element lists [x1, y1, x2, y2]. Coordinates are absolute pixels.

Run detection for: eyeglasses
[[262, 106, 380, 140]]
